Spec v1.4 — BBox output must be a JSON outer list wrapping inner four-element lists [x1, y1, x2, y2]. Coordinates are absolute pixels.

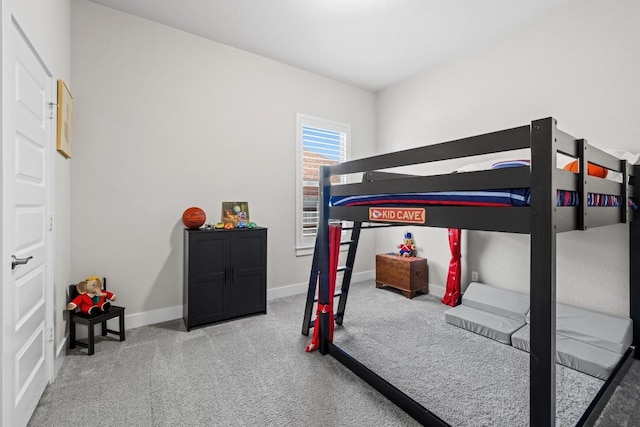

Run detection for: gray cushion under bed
[[461, 282, 530, 322], [511, 324, 623, 380], [444, 304, 525, 345], [555, 303, 632, 354], [446, 282, 632, 379]]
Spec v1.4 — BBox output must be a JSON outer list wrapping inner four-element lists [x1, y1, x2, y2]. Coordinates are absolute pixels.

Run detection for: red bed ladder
[[301, 222, 362, 336]]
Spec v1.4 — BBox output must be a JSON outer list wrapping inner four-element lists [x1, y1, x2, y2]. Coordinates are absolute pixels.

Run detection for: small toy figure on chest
[[397, 231, 416, 257]]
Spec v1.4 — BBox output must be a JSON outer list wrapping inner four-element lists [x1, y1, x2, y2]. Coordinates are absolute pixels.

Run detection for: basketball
[[563, 160, 608, 178], [182, 207, 206, 229]]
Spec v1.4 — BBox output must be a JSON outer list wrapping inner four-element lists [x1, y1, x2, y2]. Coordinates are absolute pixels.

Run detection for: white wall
[[10, 0, 72, 374], [376, 0, 640, 316], [70, 0, 376, 325]]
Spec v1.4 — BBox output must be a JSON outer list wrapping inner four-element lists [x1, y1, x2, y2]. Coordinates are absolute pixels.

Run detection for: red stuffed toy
[[67, 276, 116, 316]]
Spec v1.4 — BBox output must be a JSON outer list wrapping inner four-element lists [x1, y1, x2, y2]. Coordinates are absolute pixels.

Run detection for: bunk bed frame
[[313, 117, 639, 426]]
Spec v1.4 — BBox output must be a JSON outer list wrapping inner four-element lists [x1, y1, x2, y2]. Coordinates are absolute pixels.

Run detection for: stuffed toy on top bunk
[[444, 282, 633, 379]]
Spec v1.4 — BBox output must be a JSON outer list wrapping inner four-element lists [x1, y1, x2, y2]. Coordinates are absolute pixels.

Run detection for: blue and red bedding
[[329, 190, 625, 208], [330, 159, 636, 208]]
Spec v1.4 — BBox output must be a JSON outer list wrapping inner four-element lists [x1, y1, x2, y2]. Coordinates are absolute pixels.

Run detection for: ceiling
[[87, 0, 574, 92]]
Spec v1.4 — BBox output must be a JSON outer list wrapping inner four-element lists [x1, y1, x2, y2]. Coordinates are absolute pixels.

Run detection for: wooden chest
[[375, 254, 428, 299]]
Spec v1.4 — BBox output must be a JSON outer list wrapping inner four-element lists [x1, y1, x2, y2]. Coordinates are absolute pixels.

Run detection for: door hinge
[[48, 102, 57, 119], [48, 326, 54, 341], [49, 215, 54, 231]]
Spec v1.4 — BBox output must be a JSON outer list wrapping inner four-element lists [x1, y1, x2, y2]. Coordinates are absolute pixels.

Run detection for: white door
[[1, 16, 53, 427]]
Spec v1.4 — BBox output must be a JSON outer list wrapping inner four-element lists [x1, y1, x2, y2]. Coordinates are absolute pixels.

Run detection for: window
[[296, 114, 350, 255]]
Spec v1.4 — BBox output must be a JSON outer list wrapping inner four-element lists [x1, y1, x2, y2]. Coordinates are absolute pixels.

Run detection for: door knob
[[11, 255, 33, 270]]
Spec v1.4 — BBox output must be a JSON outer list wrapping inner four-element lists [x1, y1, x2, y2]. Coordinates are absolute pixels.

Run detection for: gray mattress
[[461, 282, 529, 321], [444, 282, 632, 379], [555, 303, 632, 354], [511, 325, 623, 380], [444, 304, 525, 345]]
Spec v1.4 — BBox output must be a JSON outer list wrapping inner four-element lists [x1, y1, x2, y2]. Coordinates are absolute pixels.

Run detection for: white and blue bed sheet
[[330, 190, 629, 208]]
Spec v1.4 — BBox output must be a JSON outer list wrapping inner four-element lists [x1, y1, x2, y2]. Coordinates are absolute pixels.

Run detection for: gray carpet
[[29, 280, 639, 426]]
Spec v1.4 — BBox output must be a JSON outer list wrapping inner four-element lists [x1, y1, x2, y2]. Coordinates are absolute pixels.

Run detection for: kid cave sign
[[369, 207, 426, 224]]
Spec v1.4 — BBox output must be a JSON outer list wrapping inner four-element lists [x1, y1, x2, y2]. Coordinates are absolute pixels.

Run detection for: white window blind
[[296, 114, 350, 255]]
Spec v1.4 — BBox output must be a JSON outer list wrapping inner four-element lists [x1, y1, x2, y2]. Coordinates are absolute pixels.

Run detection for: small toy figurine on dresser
[[397, 231, 416, 257]]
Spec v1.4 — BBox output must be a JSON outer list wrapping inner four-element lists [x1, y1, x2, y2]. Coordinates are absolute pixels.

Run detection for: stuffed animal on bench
[[67, 276, 117, 316]]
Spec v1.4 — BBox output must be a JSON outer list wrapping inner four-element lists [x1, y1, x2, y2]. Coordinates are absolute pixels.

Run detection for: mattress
[[331, 157, 635, 208], [330, 190, 624, 208], [523, 303, 633, 354], [555, 303, 633, 354], [444, 305, 526, 345], [461, 282, 529, 322], [511, 325, 622, 380]]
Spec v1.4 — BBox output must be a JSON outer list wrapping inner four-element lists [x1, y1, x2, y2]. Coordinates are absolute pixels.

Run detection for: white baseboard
[[53, 337, 67, 379], [267, 269, 375, 300], [66, 271, 444, 345], [69, 270, 378, 336], [69, 306, 183, 341], [428, 283, 445, 299], [125, 305, 183, 330], [268, 271, 446, 302]]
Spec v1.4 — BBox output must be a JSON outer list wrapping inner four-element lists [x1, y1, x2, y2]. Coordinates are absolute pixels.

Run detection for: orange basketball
[[563, 160, 608, 178], [182, 207, 206, 229]]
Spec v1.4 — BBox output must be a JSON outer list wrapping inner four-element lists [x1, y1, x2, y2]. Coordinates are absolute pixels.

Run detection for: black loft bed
[[313, 117, 639, 427]]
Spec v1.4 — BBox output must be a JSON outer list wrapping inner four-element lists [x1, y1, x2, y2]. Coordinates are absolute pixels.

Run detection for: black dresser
[[183, 227, 267, 330]]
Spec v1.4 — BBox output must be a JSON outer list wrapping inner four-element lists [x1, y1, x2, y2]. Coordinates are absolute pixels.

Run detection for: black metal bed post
[[318, 165, 332, 355], [577, 139, 588, 231], [631, 164, 640, 358], [530, 117, 558, 427]]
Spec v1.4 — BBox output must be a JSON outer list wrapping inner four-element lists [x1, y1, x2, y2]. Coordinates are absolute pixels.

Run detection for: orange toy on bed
[[563, 160, 608, 178]]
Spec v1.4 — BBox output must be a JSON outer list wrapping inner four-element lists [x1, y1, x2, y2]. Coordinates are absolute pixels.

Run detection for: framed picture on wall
[[221, 202, 250, 226], [56, 79, 73, 158]]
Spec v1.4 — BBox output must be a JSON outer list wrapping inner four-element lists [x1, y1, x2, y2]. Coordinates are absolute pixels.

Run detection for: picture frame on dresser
[[221, 201, 250, 226]]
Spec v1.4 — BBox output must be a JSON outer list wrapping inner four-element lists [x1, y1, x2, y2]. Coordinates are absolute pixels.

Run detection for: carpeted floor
[[28, 280, 639, 426], [334, 282, 600, 426]]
